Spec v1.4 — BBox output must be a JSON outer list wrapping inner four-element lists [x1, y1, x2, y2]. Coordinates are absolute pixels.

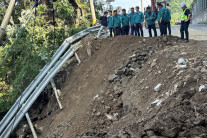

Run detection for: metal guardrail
[[0, 25, 101, 138]]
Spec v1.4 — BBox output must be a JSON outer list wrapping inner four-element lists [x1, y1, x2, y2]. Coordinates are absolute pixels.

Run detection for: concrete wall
[[192, 8, 207, 24], [192, 0, 207, 24]]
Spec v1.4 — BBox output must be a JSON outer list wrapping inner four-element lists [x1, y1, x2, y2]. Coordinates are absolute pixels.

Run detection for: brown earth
[[16, 35, 207, 138]]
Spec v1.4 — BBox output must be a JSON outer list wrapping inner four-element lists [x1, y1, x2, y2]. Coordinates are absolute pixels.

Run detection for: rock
[[96, 112, 101, 116], [201, 66, 207, 73], [116, 68, 126, 75], [105, 114, 114, 120], [116, 100, 123, 108], [179, 65, 187, 69], [146, 130, 155, 136], [151, 59, 157, 68], [203, 61, 207, 65], [92, 108, 96, 113], [129, 54, 136, 58], [108, 74, 118, 82], [118, 130, 131, 138], [98, 119, 105, 125], [167, 42, 172, 45], [193, 116, 205, 125], [163, 36, 168, 42], [178, 58, 188, 64], [154, 83, 162, 92], [85, 130, 96, 136], [143, 39, 146, 42], [199, 85, 206, 92], [139, 52, 147, 56], [115, 90, 123, 97], [131, 62, 140, 69], [151, 99, 162, 106], [124, 59, 131, 66], [121, 77, 130, 86], [105, 106, 111, 113]]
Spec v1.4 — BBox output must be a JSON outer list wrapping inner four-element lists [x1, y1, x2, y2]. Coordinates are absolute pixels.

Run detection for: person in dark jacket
[[97, 11, 108, 38]]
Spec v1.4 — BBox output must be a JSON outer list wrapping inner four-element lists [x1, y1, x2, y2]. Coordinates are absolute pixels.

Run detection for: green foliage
[[0, 2, 7, 24], [0, 1, 90, 119], [54, 0, 74, 20]]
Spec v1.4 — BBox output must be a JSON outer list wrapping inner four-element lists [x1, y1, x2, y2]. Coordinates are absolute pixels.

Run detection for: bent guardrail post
[[50, 79, 63, 110], [25, 113, 38, 138]]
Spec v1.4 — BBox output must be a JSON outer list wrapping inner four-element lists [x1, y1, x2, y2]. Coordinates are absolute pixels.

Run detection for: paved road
[[143, 24, 207, 40]]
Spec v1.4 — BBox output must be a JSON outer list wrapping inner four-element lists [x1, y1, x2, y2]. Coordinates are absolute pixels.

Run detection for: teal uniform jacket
[[129, 12, 136, 25], [134, 11, 144, 24], [120, 14, 130, 26], [157, 7, 169, 22], [113, 15, 121, 27], [107, 16, 113, 28], [145, 11, 156, 25], [165, 8, 171, 21]]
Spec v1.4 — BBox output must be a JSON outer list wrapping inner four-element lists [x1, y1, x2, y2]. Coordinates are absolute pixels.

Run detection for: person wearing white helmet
[[179, 2, 191, 43]]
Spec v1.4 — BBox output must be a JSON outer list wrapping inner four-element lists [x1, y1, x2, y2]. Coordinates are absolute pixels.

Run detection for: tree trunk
[[89, 0, 96, 25]]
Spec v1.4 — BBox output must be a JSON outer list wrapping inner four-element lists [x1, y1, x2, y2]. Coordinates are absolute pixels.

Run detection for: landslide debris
[[15, 35, 207, 138]]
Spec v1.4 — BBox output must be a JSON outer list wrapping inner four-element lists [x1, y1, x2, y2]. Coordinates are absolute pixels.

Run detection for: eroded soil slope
[[17, 35, 207, 138]]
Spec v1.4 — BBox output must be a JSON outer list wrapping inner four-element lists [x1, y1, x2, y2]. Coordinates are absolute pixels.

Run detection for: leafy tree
[[0, 0, 90, 119]]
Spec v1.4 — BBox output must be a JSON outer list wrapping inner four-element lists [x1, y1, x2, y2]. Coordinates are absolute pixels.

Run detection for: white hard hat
[[180, 2, 186, 8]]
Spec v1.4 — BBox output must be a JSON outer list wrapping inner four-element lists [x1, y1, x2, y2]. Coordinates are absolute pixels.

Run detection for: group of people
[[97, 2, 191, 42]]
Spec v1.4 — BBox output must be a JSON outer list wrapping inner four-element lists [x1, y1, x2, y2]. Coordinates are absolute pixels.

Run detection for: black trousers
[[148, 24, 157, 37], [131, 25, 137, 36], [180, 22, 190, 40], [122, 26, 129, 35], [135, 23, 143, 37], [114, 27, 120, 37], [109, 27, 114, 37], [167, 21, 171, 35], [159, 21, 167, 36]]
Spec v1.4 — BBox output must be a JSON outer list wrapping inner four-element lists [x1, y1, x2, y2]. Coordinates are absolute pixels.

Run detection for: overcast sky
[[110, 0, 151, 10]]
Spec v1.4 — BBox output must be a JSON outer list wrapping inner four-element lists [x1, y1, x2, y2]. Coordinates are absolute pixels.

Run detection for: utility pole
[[89, 0, 96, 25], [0, 0, 16, 42]]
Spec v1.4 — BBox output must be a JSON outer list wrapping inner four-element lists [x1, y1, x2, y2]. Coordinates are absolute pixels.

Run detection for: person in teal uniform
[[134, 6, 144, 37], [129, 7, 137, 35], [107, 10, 114, 37], [165, 6, 171, 35], [112, 10, 121, 37], [157, 3, 168, 36], [120, 9, 130, 35], [145, 7, 157, 37]]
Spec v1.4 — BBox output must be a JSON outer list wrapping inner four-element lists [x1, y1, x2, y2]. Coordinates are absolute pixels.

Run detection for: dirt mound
[[15, 35, 207, 138]]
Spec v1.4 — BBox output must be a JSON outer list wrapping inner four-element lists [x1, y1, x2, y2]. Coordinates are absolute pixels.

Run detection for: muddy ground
[[16, 35, 207, 138]]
